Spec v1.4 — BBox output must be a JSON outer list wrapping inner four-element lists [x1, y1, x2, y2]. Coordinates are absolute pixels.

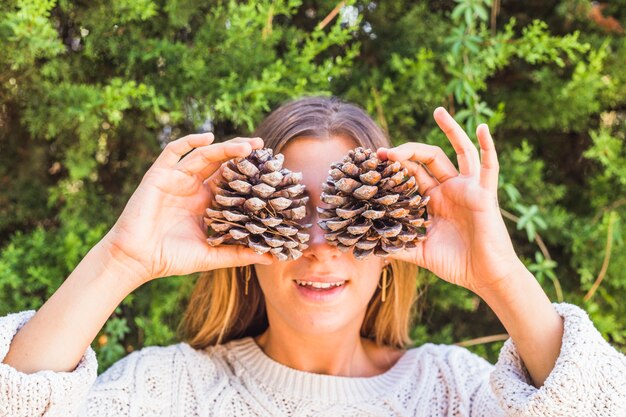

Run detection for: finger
[[387, 238, 427, 268], [387, 212, 437, 268], [175, 137, 264, 178], [154, 133, 215, 168], [188, 137, 264, 180], [433, 107, 480, 177], [379, 143, 459, 183], [202, 244, 274, 269], [476, 124, 499, 192], [177, 141, 251, 177], [398, 159, 439, 196], [204, 162, 227, 196]]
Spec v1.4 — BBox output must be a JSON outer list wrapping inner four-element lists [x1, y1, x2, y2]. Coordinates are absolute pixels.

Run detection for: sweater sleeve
[[0, 310, 98, 417], [490, 302, 626, 416], [76, 345, 181, 416], [77, 342, 221, 416]]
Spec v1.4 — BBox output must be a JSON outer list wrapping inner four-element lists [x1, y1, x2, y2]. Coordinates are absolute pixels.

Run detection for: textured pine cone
[[204, 149, 311, 261], [318, 147, 430, 260]]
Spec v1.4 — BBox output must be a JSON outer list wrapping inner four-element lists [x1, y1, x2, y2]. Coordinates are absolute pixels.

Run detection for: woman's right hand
[[101, 133, 273, 285]]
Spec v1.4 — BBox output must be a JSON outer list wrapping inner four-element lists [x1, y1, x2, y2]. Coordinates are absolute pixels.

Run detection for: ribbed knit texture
[[1, 303, 625, 416]]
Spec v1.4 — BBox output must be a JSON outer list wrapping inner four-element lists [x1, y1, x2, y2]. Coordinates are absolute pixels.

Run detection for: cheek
[[254, 263, 283, 287], [253, 263, 292, 302], [360, 262, 381, 288], [353, 260, 384, 296]]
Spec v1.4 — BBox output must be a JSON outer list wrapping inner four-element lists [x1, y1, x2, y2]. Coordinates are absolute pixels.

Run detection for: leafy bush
[[1, 0, 625, 369]]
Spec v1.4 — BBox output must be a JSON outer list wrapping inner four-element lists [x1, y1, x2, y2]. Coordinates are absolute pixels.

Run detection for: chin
[[283, 306, 360, 335]]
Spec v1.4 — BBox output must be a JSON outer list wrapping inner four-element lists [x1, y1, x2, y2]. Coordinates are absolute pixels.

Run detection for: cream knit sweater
[[1, 303, 625, 417]]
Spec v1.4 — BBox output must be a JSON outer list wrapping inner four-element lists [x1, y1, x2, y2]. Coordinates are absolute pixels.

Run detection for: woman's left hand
[[377, 107, 524, 295]]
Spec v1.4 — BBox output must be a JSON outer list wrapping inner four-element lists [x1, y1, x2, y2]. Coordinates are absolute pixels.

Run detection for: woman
[[1, 97, 625, 416]]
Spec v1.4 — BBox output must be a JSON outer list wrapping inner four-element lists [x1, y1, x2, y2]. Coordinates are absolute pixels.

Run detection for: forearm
[[479, 261, 564, 387], [2, 240, 146, 374]]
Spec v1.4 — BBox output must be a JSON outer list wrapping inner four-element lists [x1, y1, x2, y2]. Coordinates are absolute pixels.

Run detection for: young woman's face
[[254, 135, 385, 336]]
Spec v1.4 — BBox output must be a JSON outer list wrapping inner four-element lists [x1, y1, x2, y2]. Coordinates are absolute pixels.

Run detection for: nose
[[302, 212, 342, 262]]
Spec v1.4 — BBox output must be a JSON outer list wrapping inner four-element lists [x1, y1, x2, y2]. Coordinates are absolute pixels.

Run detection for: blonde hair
[[178, 97, 423, 349]]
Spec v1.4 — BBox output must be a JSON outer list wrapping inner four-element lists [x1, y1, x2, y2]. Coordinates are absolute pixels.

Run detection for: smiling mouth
[[294, 280, 346, 289]]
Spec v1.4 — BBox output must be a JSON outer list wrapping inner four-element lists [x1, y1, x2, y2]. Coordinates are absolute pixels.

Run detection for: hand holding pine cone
[[375, 108, 524, 295], [102, 135, 273, 285]]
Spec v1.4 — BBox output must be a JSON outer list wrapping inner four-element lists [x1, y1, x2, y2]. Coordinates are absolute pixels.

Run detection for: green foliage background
[[1, 0, 625, 372]]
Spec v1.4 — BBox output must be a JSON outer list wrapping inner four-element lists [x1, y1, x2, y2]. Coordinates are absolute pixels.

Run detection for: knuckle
[[176, 134, 192, 143], [433, 146, 446, 159], [485, 160, 500, 171], [233, 245, 249, 264], [200, 150, 216, 163], [165, 137, 185, 149], [442, 125, 455, 135]]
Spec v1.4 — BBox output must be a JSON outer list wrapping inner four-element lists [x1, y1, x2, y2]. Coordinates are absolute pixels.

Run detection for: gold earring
[[379, 264, 393, 302], [242, 266, 251, 295]]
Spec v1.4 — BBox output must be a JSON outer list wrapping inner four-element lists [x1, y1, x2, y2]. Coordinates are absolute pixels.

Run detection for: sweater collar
[[226, 337, 419, 403]]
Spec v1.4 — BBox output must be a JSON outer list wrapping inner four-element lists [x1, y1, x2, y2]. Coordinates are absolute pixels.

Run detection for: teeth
[[295, 280, 345, 288]]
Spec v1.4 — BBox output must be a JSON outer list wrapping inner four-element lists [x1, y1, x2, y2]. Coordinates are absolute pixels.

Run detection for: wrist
[[474, 259, 530, 301], [475, 260, 564, 388], [91, 238, 152, 291], [476, 260, 560, 335]]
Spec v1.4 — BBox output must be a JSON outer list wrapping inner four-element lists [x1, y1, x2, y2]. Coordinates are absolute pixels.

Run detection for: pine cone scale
[[353, 185, 378, 199]]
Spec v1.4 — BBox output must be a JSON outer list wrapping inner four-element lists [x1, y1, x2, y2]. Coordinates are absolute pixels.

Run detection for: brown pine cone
[[204, 149, 311, 261], [318, 147, 430, 259]]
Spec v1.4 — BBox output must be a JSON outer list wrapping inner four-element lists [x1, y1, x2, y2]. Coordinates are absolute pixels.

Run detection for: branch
[[592, 198, 626, 224], [261, 5, 274, 41], [370, 87, 388, 134], [456, 333, 509, 347], [317, 1, 346, 30], [490, 0, 500, 36], [583, 212, 617, 302]]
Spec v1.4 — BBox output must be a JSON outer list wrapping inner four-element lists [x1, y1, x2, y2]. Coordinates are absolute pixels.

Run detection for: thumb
[[388, 242, 426, 269], [200, 244, 274, 271]]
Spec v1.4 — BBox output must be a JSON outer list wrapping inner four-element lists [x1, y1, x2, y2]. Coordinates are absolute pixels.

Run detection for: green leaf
[[464, 8, 473, 27], [474, 5, 488, 22]]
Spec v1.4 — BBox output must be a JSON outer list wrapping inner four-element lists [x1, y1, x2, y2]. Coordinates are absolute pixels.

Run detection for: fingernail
[[434, 107, 449, 118]]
